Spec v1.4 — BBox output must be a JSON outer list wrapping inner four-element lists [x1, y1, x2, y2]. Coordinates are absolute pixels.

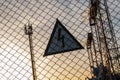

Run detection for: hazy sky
[[0, 0, 120, 80]]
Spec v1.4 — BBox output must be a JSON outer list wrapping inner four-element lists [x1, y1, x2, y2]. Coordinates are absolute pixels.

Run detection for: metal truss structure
[[87, 0, 120, 80]]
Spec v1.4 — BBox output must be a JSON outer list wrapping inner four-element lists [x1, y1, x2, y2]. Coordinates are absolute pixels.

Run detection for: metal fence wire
[[0, 0, 120, 80]]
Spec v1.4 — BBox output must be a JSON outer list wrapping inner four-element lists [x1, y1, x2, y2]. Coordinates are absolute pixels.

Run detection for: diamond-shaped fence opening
[[0, 0, 120, 80]]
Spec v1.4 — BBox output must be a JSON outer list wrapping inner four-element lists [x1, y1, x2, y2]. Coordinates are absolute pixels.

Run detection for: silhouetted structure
[[87, 0, 120, 80], [25, 23, 37, 80]]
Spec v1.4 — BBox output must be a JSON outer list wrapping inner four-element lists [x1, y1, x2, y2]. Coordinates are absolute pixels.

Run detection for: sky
[[0, 0, 120, 80]]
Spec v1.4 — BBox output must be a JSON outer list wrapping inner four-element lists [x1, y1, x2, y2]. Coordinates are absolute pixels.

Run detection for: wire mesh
[[0, 0, 120, 80]]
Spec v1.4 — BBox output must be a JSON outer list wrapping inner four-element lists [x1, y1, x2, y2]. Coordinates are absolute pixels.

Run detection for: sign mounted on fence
[[44, 19, 84, 56]]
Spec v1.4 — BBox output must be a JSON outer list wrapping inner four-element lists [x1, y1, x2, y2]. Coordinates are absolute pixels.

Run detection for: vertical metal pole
[[25, 24, 37, 80], [29, 34, 37, 80]]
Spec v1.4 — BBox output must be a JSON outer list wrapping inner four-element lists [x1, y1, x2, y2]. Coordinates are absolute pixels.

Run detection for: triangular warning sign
[[44, 19, 84, 56]]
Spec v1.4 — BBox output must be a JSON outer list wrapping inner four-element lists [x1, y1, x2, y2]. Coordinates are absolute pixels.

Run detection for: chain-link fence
[[0, 0, 120, 80]]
